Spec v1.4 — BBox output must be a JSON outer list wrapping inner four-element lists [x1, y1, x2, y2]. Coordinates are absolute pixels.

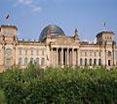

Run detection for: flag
[[6, 14, 10, 20]]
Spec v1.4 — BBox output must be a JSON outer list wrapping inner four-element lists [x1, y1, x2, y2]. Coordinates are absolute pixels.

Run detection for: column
[[76, 49, 78, 66], [72, 48, 75, 66], [67, 48, 69, 66], [61, 48, 63, 66], [50, 48, 53, 66], [69, 49, 72, 66], [56, 48, 58, 66]]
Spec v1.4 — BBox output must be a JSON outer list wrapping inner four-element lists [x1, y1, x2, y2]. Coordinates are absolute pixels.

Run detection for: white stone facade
[[0, 25, 117, 72]]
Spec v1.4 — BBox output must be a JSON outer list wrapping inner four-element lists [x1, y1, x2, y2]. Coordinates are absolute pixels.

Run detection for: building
[[0, 24, 117, 72]]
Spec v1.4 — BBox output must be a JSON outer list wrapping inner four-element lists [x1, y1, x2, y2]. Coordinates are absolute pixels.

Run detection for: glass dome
[[39, 25, 65, 41]]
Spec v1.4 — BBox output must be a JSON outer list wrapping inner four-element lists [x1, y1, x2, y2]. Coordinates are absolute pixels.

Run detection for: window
[[85, 52, 87, 57], [36, 58, 39, 65], [19, 48, 22, 55], [25, 49, 28, 55], [94, 52, 96, 57], [24, 57, 28, 65], [80, 52, 83, 56], [89, 59, 92, 66], [30, 58, 34, 63], [108, 51, 111, 57], [18, 57, 22, 65], [90, 52, 92, 56], [41, 58, 45, 66], [85, 58, 87, 66], [94, 59, 97, 65], [31, 50, 33, 55], [99, 59, 101, 66], [108, 60, 111, 66], [42, 49, 44, 55], [80, 58, 83, 65], [36, 50, 39, 55], [99, 51, 101, 57]]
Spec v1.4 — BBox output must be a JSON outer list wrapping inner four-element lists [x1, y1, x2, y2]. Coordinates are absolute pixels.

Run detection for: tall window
[[80, 52, 83, 56], [94, 52, 96, 57], [94, 59, 97, 65], [36, 58, 39, 65], [41, 58, 45, 66], [99, 59, 101, 66], [18, 57, 22, 65], [5, 48, 13, 67], [30, 58, 34, 63], [85, 58, 87, 66], [99, 51, 101, 57], [90, 52, 92, 56], [42, 49, 44, 55], [108, 51, 111, 57], [19, 48, 22, 55], [24, 57, 28, 65], [108, 60, 111, 66], [25, 49, 28, 55], [80, 58, 83, 66], [85, 52, 87, 57], [31, 50, 33, 55], [36, 50, 39, 55], [89, 59, 92, 66]]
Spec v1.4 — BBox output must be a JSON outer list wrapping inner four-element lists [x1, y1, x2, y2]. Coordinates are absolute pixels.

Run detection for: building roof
[[39, 25, 65, 41], [96, 31, 114, 37], [1, 25, 18, 30]]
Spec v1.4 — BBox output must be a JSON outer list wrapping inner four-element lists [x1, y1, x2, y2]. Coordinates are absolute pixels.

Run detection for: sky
[[0, 0, 117, 41]]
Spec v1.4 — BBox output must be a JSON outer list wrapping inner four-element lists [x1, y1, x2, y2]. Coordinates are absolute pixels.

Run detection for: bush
[[0, 66, 117, 104], [0, 89, 6, 104]]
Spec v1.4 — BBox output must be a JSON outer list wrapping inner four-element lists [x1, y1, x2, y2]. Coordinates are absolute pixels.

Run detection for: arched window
[[41, 58, 45, 66], [80, 58, 83, 66], [24, 57, 28, 65], [85, 58, 87, 66], [94, 59, 97, 65], [85, 52, 87, 56], [98, 59, 101, 66], [36, 58, 39, 65], [108, 51, 111, 57], [31, 50, 33, 55], [30, 58, 34, 64], [5, 48, 13, 67], [89, 59, 92, 66], [18, 57, 22, 65], [25, 49, 28, 55]]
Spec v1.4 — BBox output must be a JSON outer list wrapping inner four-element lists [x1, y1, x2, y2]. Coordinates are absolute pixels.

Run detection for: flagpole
[[103, 22, 106, 31]]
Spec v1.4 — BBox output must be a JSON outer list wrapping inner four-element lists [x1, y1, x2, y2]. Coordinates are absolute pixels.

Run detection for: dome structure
[[39, 25, 65, 41]]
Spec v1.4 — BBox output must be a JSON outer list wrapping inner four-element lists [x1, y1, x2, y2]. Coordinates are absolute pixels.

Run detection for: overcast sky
[[0, 0, 117, 41]]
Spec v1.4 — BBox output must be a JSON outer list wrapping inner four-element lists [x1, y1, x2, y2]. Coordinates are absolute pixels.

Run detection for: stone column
[[56, 48, 58, 66], [76, 49, 78, 66], [69, 49, 72, 66], [67, 48, 69, 66], [72, 48, 75, 66], [61, 48, 63, 66], [50, 48, 53, 66]]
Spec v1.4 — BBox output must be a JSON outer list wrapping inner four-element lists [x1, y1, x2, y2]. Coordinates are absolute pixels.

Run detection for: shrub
[[0, 67, 117, 104]]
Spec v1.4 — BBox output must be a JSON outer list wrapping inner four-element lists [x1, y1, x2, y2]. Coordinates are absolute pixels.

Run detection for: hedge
[[0, 66, 117, 104]]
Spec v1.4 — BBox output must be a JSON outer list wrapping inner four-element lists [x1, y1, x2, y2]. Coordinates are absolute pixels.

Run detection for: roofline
[[1, 25, 18, 30], [96, 31, 115, 37]]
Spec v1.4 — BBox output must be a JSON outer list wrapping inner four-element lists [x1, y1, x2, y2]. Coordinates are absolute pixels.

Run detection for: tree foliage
[[0, 66, 117, 104]]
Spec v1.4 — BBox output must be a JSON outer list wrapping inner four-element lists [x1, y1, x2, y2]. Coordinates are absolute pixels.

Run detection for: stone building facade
[[0, 24, 117, 72]]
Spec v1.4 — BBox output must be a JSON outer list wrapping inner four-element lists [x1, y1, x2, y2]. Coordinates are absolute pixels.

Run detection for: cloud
[[32, 6, 42, 12], [12, 0, 42, 13], [18, 0, 33, 5]]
